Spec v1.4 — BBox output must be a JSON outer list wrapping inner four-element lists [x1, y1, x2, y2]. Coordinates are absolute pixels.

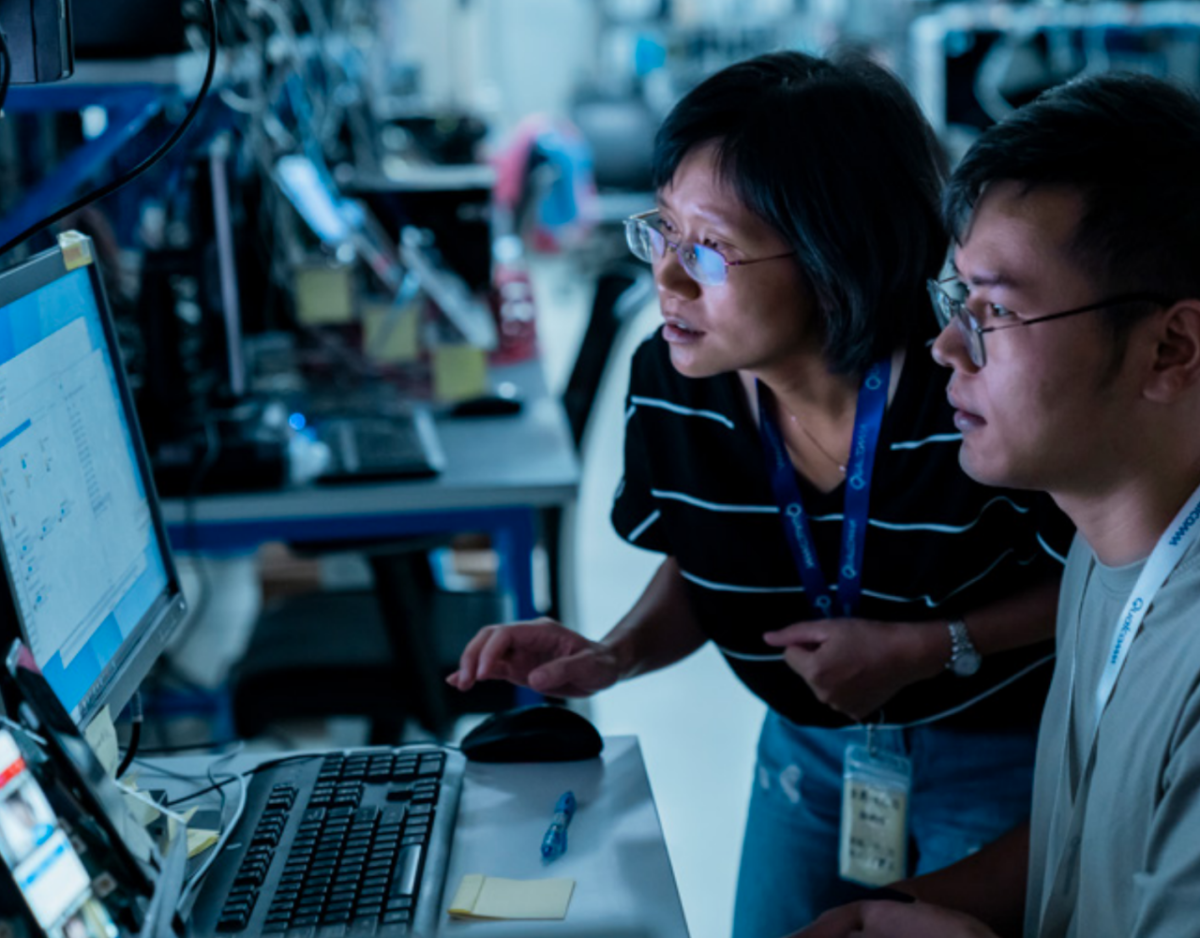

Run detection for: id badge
[[839, 742, 912, 886]]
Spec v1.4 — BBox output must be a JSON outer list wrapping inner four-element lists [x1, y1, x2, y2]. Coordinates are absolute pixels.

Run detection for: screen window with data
[[0, 267, 169, 721]]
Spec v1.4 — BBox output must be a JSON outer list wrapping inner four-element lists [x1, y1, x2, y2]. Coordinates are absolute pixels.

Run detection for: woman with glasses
[[449, 50, 1071, 936]]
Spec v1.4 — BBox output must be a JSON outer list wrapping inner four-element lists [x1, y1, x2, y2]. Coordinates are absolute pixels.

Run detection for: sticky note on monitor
[[294, 264, 355, 325], [82, 705, 120, 778], [432, 343, 488, 401], [448, 873, 575, 920], [362, 301, 420, 363]]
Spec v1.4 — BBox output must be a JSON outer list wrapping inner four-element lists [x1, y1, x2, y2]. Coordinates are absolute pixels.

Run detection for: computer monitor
[[0, 233, 187, 730]]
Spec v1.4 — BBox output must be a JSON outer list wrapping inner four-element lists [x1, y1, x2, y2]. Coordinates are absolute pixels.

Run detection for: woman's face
[[652, 142, 819, 380]]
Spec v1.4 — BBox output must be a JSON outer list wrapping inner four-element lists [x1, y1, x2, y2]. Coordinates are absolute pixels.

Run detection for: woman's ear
[[1144, 301, 1200, 402]]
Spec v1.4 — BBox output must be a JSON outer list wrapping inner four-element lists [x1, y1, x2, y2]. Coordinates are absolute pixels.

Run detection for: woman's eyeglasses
[[624, 210, 792, 287]]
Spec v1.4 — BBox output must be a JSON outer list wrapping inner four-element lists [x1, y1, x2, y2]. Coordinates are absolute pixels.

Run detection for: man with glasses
[[450, 50, 1071, 936], [797, 72, 1200, 938]]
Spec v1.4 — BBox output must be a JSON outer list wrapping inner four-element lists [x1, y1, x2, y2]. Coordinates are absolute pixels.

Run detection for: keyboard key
[[389, 845, 423, 898]]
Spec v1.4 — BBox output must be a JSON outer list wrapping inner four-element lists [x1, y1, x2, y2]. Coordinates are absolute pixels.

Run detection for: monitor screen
[[0, 234, 187, 728]]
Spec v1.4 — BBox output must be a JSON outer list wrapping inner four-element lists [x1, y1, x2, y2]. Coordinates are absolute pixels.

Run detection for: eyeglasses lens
[[688, 245, 727, 286], [625, 221, 656, 263]]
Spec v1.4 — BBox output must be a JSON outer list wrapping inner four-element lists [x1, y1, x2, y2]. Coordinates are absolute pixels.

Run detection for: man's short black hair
[[945, 71, 1200, 320], [652, 50, 947, 376]]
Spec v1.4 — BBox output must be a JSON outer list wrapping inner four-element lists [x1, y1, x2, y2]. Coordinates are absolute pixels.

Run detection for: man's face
[[652, 142, 818, 380], [932, 182, 1139, 494]]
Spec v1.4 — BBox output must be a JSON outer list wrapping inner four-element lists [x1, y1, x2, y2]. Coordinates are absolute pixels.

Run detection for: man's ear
[[1145, 301, 1200, 402]]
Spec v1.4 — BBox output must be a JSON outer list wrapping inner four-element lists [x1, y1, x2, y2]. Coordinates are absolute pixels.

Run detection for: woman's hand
[[787, 900, 1000, 938], [446, 618, 623, 698], [762, 618, 947, 720]]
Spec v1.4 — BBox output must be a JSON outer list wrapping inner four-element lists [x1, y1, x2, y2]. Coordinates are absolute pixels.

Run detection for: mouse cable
[[155, 751, 324, 809], [177, 748, 246, 912], [0, 0, 218, 259]]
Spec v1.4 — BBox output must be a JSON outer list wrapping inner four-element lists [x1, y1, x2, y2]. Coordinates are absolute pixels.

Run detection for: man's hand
[[762, 618, 946, 719], [788, 900, 1000, 938], [446, 618, 623, 698]]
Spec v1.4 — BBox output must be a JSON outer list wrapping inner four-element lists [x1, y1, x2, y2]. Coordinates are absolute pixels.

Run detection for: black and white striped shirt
[[611, 331, 1073, 730]]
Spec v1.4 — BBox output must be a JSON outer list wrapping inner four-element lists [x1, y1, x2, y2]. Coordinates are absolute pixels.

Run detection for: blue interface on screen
[[0, 267, 168, 720]]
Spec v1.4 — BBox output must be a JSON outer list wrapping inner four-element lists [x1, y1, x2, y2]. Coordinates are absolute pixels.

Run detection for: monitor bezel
[[0, 237, 188, 730]]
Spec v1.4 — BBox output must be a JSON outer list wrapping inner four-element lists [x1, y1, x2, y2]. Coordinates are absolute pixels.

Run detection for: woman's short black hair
[[652, 49, 948, 376], [944, 71, 1200, 319]]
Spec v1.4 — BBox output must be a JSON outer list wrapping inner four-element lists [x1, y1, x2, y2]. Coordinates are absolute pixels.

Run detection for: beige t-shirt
[[1026, 532, 1200, 937]]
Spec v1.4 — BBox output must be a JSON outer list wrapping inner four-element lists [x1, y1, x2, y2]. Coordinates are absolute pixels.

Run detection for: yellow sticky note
[[362, 301, 420, 363], [294, 265, 355, 325], [432, 344, 488, 402], [448, 873, 575, 920], [58, 231, 95, 270], [187, 828, 220, 859], [119, 783, 161, 829], [83, 706, 120, 778]]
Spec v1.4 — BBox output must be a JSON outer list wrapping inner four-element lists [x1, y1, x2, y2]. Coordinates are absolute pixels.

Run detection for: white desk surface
[[145, 735, 689, 938], [441, 735, 689, 938]]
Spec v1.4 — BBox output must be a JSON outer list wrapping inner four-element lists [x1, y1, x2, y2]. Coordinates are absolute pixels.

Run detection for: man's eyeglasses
[[624, 210, 792, 287], [927, 276, 1175, 367]]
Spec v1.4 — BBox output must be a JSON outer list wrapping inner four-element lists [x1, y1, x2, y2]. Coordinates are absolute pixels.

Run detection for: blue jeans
[[731, 711, 1038, 938]]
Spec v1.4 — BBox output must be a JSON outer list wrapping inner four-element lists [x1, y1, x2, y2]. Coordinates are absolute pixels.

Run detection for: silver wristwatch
[[946, 619, 981, 677]]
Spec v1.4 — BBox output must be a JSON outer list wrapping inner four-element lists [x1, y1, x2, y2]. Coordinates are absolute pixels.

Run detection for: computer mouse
[[459, 704, 603, 763], [448, 394, 523, 418]]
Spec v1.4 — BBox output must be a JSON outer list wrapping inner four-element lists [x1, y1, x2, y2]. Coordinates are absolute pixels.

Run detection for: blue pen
[[541, 791, 576, 862]]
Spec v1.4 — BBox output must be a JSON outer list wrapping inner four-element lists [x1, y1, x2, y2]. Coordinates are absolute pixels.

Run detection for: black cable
[[0, 0, 219, 258], [0, 27, 11, 115], [160, 752, 322, 808], [115, 691, 144, 777], [116, 723, 141, 777]]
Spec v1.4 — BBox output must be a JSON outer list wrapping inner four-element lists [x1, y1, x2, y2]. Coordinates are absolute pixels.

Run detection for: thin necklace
[[785, 410, 846, 474]]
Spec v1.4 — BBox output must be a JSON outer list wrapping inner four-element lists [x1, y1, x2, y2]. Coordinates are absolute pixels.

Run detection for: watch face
[[951, 651, 982, 677]]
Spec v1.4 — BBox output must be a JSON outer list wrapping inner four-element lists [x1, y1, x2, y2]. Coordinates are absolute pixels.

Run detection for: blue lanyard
[[756, 358, 891, 618]]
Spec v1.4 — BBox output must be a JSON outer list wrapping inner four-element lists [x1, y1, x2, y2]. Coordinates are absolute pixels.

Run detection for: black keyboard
[[189, 745, 464, 938], [315, 412, 445, 484]]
